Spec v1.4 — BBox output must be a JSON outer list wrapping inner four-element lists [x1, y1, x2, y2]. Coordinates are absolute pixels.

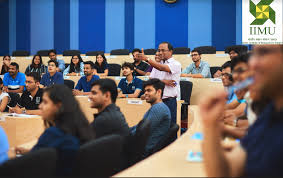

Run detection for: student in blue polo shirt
[[73, 61, 100, 96], [40, 60, 64, 87], [3, 62, 26, 93], [118, 62, 143, 98], [0, 126, 9, 165]]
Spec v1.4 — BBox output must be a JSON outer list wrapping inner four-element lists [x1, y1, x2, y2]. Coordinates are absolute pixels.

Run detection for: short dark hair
[[48, 49, 57, 55], [122, 62, 134, 71], [48, 59, 59, 67], [0, 78, 3, 85], [26, 72, 41, 82], [3, 55, 11, 60], [84, 61, 95, 69], [231, 53, 250, 71], [221, 61, 232, 70], [91, 79, 118, 103], [191, 49, 202, 55], [160, 42, 173, 51], [10, 62, 19, 70], [132, 48, 142, 54], [143, 78, 165, 98], [228, 48, 240, 54]]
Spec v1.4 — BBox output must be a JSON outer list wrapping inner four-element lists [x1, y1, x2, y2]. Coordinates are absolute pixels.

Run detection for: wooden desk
[[114, 105, 205, 177]]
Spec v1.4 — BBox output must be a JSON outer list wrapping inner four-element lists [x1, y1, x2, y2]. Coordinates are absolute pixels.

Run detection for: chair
[[7, 92, 20, 107], [225, 45, 248, 54], [173, 47, 190, 54], [108, 63, 121, 76], [194, 46, 216, 54], [73, 134, 123, 177], [85, 51, 104, 56], [180, 81, 193, 120], [210, 66, 222, 77], [64, 80, 75, 89], [143, 49, 157, 55], [12, 50, 30, 56], [37, 50, 50, 56], [63, 50, 80, 56], [0, 148, 57, 176], [151, 123, 180, 154], [110, 49, 129, 55]]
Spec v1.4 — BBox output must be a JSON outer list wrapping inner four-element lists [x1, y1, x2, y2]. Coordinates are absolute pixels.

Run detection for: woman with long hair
[[15, 85, 95, 175], [63, 55, 84, 76], [25, 55, 47, 76], [94, 54, 108, 76], [0, 56, 11, 75]]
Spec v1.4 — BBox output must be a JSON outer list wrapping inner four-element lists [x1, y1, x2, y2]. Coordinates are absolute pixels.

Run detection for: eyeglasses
[[191, 54, 199, 57], [221, 73, 232, 78], [232, 68, 248, 75], [157, 49, 170, 53]]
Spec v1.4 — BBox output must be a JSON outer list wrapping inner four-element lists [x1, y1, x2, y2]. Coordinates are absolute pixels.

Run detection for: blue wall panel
[[0, 1, 10, 55], [9, 0, 16, 54], [125, 0, 134, 52], [70, 0, 79, 50], [16, 0, 30, 52]]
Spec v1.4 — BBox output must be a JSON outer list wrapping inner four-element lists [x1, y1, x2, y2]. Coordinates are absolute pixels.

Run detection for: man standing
[[48, 50, 65, 72], [117, 62, 143, 98], [89, 79, 130, 138], [132, 48, 149, 76], [73, 61, 100, 96], [140, 42, 181, 126], [40, 60, 64, 87], [3, 62, 26, 93], [9, 72, 42, 115], [181, 49, 211, 78]]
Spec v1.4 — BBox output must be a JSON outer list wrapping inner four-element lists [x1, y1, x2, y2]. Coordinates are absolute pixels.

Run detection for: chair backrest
[[224, 45, 248, 54], [108, 63, 121, 76], [37, 50, 50, 56], [143, 49, 157, 55], [64, 79, 75, 89], [194, 46, 216, 54], [180, 81, 193, 104], [110, 49, 129, 55], [7, 92, 20, 107], [12, 50, 30, 56], [0, 148, 57, 176], [151, 123, 179, 154], [173, 47, 191, 54], [63, 50, 81, 56], [85, 51, 104, 56], [74, 134, 123, 177], [210, 66, 222, 77]]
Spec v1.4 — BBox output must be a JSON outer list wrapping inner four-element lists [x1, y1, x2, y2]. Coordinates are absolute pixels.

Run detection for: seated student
[[89, 79, 130, 138], [131, 79, 171, 157], [40, 60, 64, 87], [25, 55, 47, 76], [220, 61, 237, 104], [117, 62, 143, 98], [15, 85, 95, 176], [3, 62, 26, 93], [93, 54, 109, 77], [132, 48, 149, 76], [0, 126, 9, 165], [181, 49, 211, 78], [1, 56, 11, 75], [73, 61, 100, 96], [63, 55, 84, 76], [9, 72, 42, 115], [200, 44, 283, 177], [145, 51, 161, 76], [48, 49, 65, 72], [0, 78, 10, 112]]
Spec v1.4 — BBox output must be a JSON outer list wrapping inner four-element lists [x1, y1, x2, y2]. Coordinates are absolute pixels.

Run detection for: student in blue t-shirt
[[15, 84, 95, 176], [73, 61, 100, 96], [117, 62, 143, 98], [40, 60, 64, 87], [3, 62, 26, 93], [0, 126, 9, 165], [93, 54, 109, 77]]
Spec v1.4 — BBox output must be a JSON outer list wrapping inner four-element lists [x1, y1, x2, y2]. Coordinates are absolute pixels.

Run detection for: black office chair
[[63, 50, 81, 56], [108, 63, 121, 76], [180, 81, 193, 120], [0, 148, 57, 176], [225, 45, 248, 54], [73, 134, 123, 177], [12, 50, 30, 56], [5, 93, 20, 112], [143, 49, 157, 55], [173, 47, 190, 54], [194, 46, 216, 54], [210, 66, 222, 77], [37, 50, 50, 56], [110, 49, 129, 55], [64, 80, 75, 89], [85, 51, 104, 56]]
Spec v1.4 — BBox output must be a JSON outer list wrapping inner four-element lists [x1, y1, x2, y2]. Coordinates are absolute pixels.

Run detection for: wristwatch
[[22, 109, 26, 114]]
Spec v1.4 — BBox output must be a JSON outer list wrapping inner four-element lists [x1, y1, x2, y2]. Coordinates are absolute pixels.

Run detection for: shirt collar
[[194, 60, 203, 69]]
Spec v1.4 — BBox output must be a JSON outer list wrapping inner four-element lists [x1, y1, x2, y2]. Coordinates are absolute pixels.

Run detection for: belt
[[162, 97, 177, 102]]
